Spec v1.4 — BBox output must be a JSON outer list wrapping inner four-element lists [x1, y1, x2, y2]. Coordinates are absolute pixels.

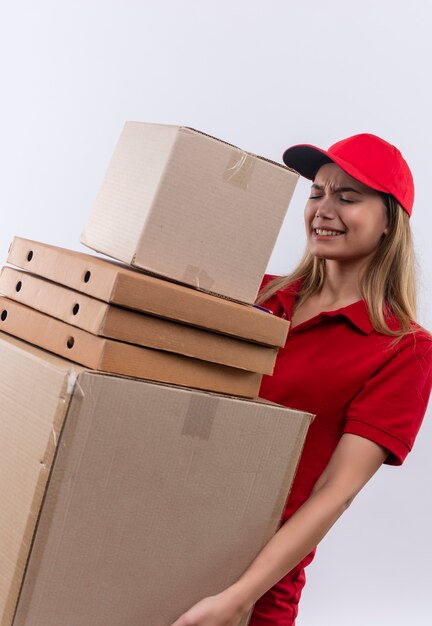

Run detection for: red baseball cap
[[282, 133, 414, 216]]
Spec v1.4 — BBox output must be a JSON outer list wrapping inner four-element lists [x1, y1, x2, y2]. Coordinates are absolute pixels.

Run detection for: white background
[[1, 1, 431, 624]]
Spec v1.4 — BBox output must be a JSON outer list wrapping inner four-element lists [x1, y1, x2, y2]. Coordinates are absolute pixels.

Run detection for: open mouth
[[314, 228, 345, 237]]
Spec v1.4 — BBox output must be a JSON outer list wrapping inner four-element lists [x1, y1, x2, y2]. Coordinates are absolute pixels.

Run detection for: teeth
[[315, 229, 344, 236]]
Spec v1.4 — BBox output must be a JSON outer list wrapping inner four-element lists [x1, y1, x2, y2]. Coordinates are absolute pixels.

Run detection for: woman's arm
[[170, 433, 388, 626]]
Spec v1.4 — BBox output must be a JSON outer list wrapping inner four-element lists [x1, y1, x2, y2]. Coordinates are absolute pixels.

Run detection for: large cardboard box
[[0, 333, 313, 626], [80, 122, 298, 303], [0, 267, 278, 374], [0, 298, 262, 397], [8, 237, 289, 347]]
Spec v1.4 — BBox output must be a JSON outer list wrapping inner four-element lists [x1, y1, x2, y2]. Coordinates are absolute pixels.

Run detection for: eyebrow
[[311, 183, 363, 194]]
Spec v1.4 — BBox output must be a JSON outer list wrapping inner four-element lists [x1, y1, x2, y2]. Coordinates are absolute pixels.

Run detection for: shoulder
[[387, 321, 432, 356], [259, 274, 303, 296], [408, 322, 432, 342], [398, 328, 432, 357], [257, 274, 303, 319], [377, 328, 432, 386], [374, 320, 432, 359]]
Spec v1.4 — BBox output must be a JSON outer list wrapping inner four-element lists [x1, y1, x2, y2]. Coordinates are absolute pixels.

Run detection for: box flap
[[0, 334, 82, 626]]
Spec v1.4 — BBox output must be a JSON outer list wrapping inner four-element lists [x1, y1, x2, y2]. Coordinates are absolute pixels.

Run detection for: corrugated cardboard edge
[[120, 122, 299, 175], [179, 125, 299, 174], [235, 409, 314, 625], [133, 126, 192, 276], [0, 267, 109, 336], [1, 366, 82, 626], [7, 237, 121, 303], [270, 411, 314, 523], [80, 122, 179, 263], [5, 370, 89, 626], [125, 260, 256, 306]]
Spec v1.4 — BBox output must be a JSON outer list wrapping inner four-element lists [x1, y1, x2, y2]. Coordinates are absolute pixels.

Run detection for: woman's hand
[[169, 587, 249, 626]]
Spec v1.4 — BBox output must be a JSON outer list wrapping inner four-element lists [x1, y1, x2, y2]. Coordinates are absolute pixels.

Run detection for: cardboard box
[[80, 122, 298, 303], [0, 267, 278, 374], [0, 333, 313, 626], [8, 237, 289, 347], [0, 297, 262, 397]]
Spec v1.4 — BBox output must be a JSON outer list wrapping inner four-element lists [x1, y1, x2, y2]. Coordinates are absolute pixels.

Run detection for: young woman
[[170, 133, 432, 626]]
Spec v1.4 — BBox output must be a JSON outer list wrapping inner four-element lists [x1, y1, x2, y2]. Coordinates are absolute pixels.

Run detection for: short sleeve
[[343, 337, 432, 465]]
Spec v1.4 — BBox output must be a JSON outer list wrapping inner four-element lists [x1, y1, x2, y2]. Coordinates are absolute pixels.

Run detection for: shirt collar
[[320, 299, 374, 335], [275, 280, 375, 335]]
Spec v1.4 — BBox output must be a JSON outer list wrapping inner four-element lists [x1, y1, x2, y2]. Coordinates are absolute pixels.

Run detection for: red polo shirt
[[249, 276, 432, 625]]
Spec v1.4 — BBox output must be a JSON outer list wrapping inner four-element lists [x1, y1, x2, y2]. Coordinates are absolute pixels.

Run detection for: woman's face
[[304, 163, 388, 263]]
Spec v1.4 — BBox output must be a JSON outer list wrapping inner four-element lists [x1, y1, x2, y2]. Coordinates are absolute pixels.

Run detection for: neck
[[318, 258, 370, 304]]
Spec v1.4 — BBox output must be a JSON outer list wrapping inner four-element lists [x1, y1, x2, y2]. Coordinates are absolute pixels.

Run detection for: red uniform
[[249, 277, 432, 626]]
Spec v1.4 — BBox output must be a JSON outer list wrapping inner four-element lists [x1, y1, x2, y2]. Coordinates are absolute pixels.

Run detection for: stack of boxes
[[0, 238, 287, 397], [0, 123, 313, 626]]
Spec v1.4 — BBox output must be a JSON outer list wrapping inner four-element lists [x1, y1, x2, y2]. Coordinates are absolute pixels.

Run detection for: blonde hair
[[257, 195, 418, 338]]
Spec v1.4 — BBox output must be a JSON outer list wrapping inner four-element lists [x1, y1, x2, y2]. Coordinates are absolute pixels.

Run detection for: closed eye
[[308, 195, 357, 202]]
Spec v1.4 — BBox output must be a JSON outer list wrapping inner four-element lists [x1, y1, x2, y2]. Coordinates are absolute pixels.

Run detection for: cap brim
[[282, 144, 334, 180]]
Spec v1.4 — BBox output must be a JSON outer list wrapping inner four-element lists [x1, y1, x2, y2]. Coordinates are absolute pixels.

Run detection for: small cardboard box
[[0, 267, 278, 374], [80, 122, 298, 303], [0, 297, 262, 398], [0, 333, 313, 626], [8, 237, 289, 347]]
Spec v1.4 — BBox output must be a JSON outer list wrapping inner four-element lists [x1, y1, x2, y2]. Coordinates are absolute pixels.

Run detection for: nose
[[313, 195, 337, 219]]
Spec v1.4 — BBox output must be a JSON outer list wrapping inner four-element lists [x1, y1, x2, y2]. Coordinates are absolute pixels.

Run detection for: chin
[[308, 246, 340, 261]]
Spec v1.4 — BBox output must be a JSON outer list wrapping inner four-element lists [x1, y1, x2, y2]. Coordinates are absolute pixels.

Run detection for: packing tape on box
[[66, 370, 79, 395], [223, 150, 256, 190], [182, 393, 219, 440], [182, 265, 215, 291]]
